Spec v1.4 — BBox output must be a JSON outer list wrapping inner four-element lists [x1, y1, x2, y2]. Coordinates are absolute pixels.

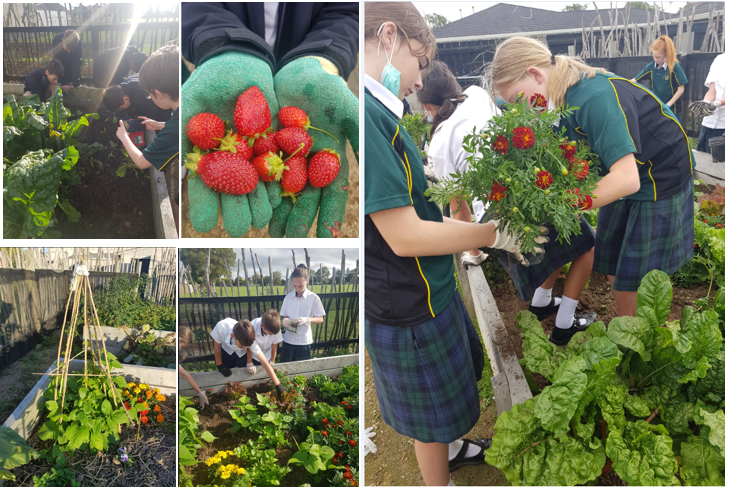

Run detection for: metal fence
[[179, 292, 359, 369]]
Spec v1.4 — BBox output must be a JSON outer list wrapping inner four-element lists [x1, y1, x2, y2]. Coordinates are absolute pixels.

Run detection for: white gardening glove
[[461, 250, 487, 269], [282, 318, 291, 328], [269, 358, 275, 365], [294, 317, 310, 326], [488, 219, 549, 267], [246, 363, 256, 375], [363, 427, 377, 457], [197, 390, 209, 409]]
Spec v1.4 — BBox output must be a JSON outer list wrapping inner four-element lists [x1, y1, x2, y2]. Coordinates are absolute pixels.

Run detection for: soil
[[53, 111, 156, 239], [7, 396, 177, 487]]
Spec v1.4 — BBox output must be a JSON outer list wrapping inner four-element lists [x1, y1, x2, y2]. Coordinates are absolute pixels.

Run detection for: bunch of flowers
[[331, 465, 359, 487], [118, 446, 130, 465], [205, 451, 250, 485], [121, 382, 166, 424], [425, 93, 601, 254]]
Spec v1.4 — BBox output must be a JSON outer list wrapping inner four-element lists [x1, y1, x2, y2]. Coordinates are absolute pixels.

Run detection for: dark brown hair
[[45, 59, 64, 77], [103, 85, 125, 111], [139, 43, 179, 101], [261, 309, 281, 335], [291, 264, 309, 281], [233, 320, 256, 347], [365, 2, 436, 62], [417, 60, 468, 139]]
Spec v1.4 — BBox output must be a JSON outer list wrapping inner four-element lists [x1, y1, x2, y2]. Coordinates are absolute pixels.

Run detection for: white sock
[[448, 440, 481, 461], [555, 296, 586, 329], [531, 287, 561, 308]]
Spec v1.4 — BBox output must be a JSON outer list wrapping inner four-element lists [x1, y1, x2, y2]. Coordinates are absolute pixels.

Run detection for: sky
[[229, 249, 359, 279], [413, 1, 684, 22]]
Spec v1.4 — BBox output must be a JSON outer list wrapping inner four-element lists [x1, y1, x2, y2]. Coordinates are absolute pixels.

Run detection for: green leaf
[[45, 400, 59, 411], [200, 431, 217, 443], [695, 409, 724, 458], [598, 383, 627, 432], [113, 376, 127, 389], [533, 356, 588, 436], [606, 316, 652, 361], [101, 399, 112, 416], [111, 409, 129, 426], [517, 311, 567, 381], [636, 270, 672, 325], [623, 394, 651, 418], [680, 436, 725, 485], [606, 424, 679, 486], [89, 433, 104, 452], [0, 469, 16, 481], [68, 426, 89, 450], [78, 387, 88, 400], [37, 420, 61, 441], [0, 427, 39, 470], [57, 198, 81, 222]]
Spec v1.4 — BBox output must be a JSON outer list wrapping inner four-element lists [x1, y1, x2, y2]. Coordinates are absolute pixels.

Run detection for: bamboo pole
[[54, 272, 79, 401]]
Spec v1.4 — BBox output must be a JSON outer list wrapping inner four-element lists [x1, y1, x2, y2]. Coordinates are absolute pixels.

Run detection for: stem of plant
[[309, 126, 340, 144], [645, 407, 659, 424]]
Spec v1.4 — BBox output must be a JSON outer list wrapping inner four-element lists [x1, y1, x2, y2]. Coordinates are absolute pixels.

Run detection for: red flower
[[491, 135, 509, 155], [341, 401, 347, 406], [703, 219, 708, 223], [337, 420, 343, 426], [716, 224, 724, 229], [694, 243, 699, 249], [348, 440, 356, 447], [350, 481, 358, 486], [346, 404, 353, 410], [530, 93, 547, 108], [345, 431, 352, 437], [332, 456, 339, 464], [570, 160, 589, 180], [141, 415, 149, 424], [344, 471, 353, 479], [322, 430, 329, 437], [137, 398, 143, 403], [337, 452, 344, 458], [560, 143, 576, 160], [338, 440, 345, 445], [512, 127, 535, 149], [567, 189, 593, 210], [535, 171, 553, 189], [490, 181, 507, 202]]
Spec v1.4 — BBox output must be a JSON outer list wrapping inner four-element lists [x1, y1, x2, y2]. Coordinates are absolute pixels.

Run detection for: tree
[[562, 4, 588, 11], [180, 249, 236, 285], [626, 2, 655, 10], [272, 270, 283, 286], [425, 13, 449, 29]]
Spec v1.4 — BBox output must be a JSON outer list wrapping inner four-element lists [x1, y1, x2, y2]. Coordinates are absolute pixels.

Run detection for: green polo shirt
[[635, 62, 688, 108], [142, 107, 179, 171], [558, 72, 695, 201], [364, 87, 456, 327]]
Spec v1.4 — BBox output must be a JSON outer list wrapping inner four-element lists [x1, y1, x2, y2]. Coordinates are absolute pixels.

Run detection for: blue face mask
[[377, 24, 401, 98], [426, 114, 434, 123]]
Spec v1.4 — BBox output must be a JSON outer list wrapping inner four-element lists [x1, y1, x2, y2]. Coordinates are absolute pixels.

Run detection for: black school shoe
[[549, 312, 598, 346], [449, 438, 492, 473], [527, 297, 562, 320]]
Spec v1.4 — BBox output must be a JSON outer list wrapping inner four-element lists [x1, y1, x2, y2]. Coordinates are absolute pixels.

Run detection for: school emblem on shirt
[[665, 75, 670, 80]]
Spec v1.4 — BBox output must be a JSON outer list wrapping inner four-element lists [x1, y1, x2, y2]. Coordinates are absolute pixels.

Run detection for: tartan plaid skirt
[[480, 215, 596, 301], [594, 178, 694, 291], [365, 290, 481, 443]]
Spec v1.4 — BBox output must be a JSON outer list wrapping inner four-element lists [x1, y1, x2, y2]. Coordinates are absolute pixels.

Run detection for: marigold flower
[[153, 405, 162, 413], [350, 481, 358, 486], [141, 416, 149, 424], [155, 394, 166, 402], [127, 382, 135, 388], [490, 182, 507, 202], [346, 404, 353, 410], [338, 440, 345, 445], [157, 414, 164, 423], [341, 401, 347, 406], [567, 189, 592, 210], [559, 143, 576, 160], [146, 390, 154, 399], [133, 387, 141, 394], [491, 135, 509, 155], [337, 420, 343, 426], [332, 456, 339, 464], [348, 440, 356, 447], [322, 418, 328, 424], [345, 431, 352, 437], [512, 127, 535, 149], [344, 471, 353, 479], [337, 452, 344, 458], [137, 397, 143, 403], [570, 160, 589, 180], [322, 430, 329, 437], [530, 93, 547, 108], [139, 384, 149, 390], [536, 171, 553, 189]]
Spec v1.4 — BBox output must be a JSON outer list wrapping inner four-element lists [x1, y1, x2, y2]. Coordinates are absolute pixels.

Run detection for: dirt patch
[[181, 141, 359, 238], [54, 111, 156, 239], [7, 397, 176, 487]]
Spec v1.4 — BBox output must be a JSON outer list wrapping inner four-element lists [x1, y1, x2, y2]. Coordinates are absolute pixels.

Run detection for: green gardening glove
[[273, 57, 359, 238], [182, 52, 279, 237]]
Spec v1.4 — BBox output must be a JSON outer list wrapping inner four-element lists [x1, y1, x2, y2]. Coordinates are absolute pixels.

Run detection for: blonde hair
[[62, 29, 79, 50], [651, 35, 678, 74], [488, 36, 606, 107], [364, 2, 436, 62]]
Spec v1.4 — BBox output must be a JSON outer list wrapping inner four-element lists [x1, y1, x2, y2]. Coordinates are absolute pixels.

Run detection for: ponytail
[[652, 36, 678, 74], [417, 60, 468, 139]]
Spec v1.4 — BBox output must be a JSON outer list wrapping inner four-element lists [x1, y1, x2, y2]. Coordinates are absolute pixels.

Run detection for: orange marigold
[[491, 135, 509, 155], [155, 394, 166, 402], [146, 390, 153, 399], [536, 171, 553, 189], [141, 415, 149, 424], [530, 93, 547, 108], [157, 414, 164, 423], [153, 405, 162, 413], [490, 182, 507, 202], [560, 143, 576, 160], [512, 127, 535, 149]]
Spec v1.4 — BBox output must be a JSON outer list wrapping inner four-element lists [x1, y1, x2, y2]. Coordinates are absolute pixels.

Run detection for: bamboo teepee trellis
[[47, 259, 134, 426]]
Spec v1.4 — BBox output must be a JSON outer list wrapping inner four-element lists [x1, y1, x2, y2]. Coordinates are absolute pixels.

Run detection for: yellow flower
[[236, 468, 246, 475], [227, 451, 235, 456], [133, 387, 141, 394], [220, 472, 230, 480], [122, 390, 129, 397], [139, 384, 149, 390], [127, 382, 135, 388], [155, 394, 166, 402]]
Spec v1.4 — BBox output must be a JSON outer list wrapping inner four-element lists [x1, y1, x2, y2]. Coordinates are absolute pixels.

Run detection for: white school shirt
[[252, 317, 283, 360], [701, 52, 726, 130], [210, 318, 262, 358], [280, 288, 326, 345], [429, 85, 501, 222]]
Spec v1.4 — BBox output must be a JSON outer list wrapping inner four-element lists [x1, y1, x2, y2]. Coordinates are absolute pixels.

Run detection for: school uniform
[[120, 74, 172, 122], [697, 52, 726, 153], [364, 74, 481, 444], [557, 71, 695, 291], [210, 317, 263, 368], [51, 33, 83, 87], [251, 317, 283, 365], [634, 60, 687, 120], [279, 288, 325, 362], [23, 68, 50, 101]]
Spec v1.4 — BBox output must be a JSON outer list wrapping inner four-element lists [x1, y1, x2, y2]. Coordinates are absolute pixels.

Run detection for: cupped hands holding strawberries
[[182, 52, 358, 238]]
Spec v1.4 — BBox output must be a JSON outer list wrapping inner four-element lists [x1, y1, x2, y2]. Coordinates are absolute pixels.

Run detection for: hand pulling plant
[[484, 270, 724, 485], [425, 93, 600, 254]]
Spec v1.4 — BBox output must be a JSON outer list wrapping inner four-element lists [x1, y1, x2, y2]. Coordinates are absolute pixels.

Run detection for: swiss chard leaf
[[680, 435, 725, 486], [636, 270, 673, 326]]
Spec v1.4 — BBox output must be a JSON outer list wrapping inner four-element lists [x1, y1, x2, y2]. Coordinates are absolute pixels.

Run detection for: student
[[689, 51, 726, 153], [115, 43, 179, 234], [51, 29, 83, 89], [632, 36, 687, 121], [211, 318, 286, 398], [279, 266, 325, 363], [103, 73, 172, 122], [92, 45, 147, 88], [23, 60, 63, 102], [489, 37, 695, 320], [418, 61, 596, 344], [247, 309, 283, 369], [363, 3, 549, 486], [178, 326, 209, 409]]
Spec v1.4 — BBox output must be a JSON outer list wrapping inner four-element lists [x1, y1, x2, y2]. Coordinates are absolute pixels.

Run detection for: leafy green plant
[[229, 393, 293, 447], [179, 396, 216, 469], [32, 444, 80, 487], [484, 270, 725, 485], [288, 427, 341, 482], [399, 113, 431, 158], [233, 439, 291, 486], [0, 427, 39, 482], [309, 365, 358, 403], [120, 324, 175, 367]]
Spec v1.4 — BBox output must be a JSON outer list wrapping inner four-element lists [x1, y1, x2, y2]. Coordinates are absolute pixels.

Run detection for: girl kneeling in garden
[[488, 37, 694, 318], [364, 2, 548, 486], [418, 60, 597, 346]]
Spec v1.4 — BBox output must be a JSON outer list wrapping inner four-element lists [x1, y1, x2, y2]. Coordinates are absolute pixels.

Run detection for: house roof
[[433, 2, 723, 41]]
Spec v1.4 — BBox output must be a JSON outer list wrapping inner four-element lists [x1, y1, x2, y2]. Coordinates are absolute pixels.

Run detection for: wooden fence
[[179, 292, 359, 370], [3, 6, 178, 84]]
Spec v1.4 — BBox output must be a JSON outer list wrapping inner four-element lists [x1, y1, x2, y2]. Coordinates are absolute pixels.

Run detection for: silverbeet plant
[[484, 270, 725, 486], [425, 93, 600, 254]]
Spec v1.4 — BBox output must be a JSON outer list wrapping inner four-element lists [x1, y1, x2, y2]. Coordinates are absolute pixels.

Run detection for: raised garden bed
[[84, 326, 175, 369]]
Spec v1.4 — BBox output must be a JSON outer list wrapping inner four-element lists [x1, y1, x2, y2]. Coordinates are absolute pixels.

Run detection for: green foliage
[[288, 427, 340, 481], [562, 3, 589, 10], [229, 393, 293, 447], [309, 365, 358, 403], [426, 94, 600, 254], [233, 439, 291, 486], [179, 396, 216, 469], [32, 444, 80, 487], [179, 249, 237, 286], [121, 324, 175, 367], [399, 113, 431, 158], [0, 427, 39, 482], [487, 270, 725, 485], [424, 12, 449, 28]]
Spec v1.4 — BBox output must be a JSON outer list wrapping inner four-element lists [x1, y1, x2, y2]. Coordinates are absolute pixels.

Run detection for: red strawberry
[[308, 148, 340, 188], [280, 155, 308, 193], [185, 148, 258, 195], [234, 86, 271, 141], [215, 131, 253, 160], [186, 113, 224, 150], [251, 151, 287, 182], [276, 127, 312, 156], [253, 130, 280, 156], [279, 106, 340, 143]]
